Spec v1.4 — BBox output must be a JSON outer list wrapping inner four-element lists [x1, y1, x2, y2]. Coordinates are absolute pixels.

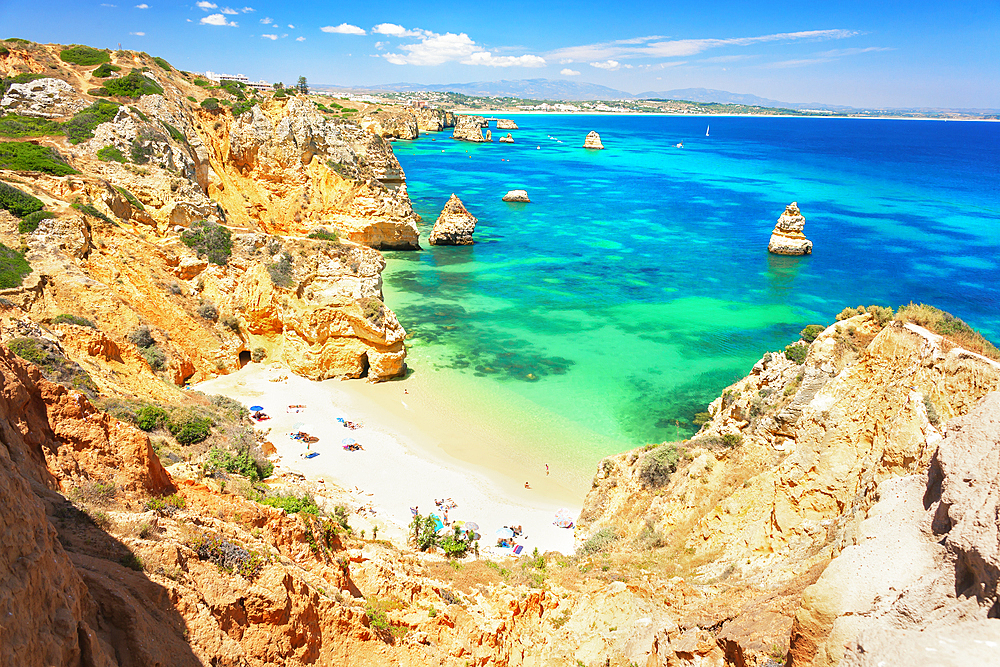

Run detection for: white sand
[[194, 364, 580, 555]]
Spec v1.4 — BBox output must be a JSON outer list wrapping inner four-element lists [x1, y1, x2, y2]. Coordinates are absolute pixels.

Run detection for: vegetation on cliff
[[64, 99, 120, 143], [0, 114, 64, 138], [59, 44, 110, 66], [0, 180, 44, 217], [181, 219, 232, 265], [0, 243, 32, 288], [0, 141, 78, 175]]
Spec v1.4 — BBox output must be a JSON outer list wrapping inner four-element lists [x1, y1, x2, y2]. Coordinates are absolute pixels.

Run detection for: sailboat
[[706, 125, 710, 137]]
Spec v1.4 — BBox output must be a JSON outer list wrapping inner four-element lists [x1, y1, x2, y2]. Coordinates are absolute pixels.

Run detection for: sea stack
[[429, 194, 478, 245], [768, 202, 813, 255], [496, 118, 519, 130], [502, 190, 530, 202], [583, 131, 604, 149], [452, 115, 490, 142], [499, 133, 514, 143]]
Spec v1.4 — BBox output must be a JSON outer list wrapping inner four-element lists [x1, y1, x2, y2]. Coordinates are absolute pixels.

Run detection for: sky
[[1, 0, 997, 108]]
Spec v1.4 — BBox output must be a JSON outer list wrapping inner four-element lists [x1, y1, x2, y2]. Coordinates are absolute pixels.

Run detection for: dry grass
[[895, 303, 1000, 361]]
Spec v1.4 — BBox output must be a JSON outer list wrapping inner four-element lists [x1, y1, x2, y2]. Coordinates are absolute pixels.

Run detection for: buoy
[[536, 146, 540, 150]]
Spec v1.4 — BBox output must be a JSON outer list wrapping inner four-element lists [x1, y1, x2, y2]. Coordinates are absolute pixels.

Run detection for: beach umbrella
[[464, 522, 480, 532], [250, 405, 264, 412], [553, 508, 575, 529], [342, 437, 356, 445], [430, 514, 444, 531], [495, 527, 514, 539]]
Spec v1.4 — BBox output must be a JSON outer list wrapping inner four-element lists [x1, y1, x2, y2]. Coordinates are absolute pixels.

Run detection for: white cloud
[[135, 3, 148, 7], [260, 16, 272, 24], [261, 34, 278, 40], [221, 7, 239, 15], [296, 36, 305, 41], [287, 24, 294, 28], [129, 31, 145, 35], [195, 1, 215, 9], [201, 13, 237, 26], [549, 29, 859, 63], [321, 23, 366, 35], [372, 23, 425, 38], [590, 59, 620, 70], [383, 30, 545, 67], [241, 6, 254, 11], [100, 3, 116, 7], [560, 68, 580, 76]]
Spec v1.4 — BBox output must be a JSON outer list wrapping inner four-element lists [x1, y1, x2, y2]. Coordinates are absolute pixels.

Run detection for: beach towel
[[512, 544, 524, 555]]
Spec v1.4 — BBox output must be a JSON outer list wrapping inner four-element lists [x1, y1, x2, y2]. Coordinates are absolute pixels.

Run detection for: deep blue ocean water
[[382, 115, 1000, 460]]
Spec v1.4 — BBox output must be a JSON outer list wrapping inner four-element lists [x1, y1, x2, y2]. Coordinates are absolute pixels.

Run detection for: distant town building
[[201, 71, 273, 92]]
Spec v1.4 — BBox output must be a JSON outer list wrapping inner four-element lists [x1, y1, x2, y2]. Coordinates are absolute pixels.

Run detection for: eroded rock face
[[499, 132, 514, 143], [453, 115, 490, 142], [792, 391, 1000, 667], [583, 130, 604, 149], [359, 110, 419, 140], [429, 194, 477, 245], [502, 189, 530, 202], [768, 202, 813, 255], [0, 77, 87, 118], [496, 118, 519, 130], [414, 108, 456, 132]]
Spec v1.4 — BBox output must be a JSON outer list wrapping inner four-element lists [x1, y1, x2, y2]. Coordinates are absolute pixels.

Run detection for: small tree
[[296, 76, 308, 95]]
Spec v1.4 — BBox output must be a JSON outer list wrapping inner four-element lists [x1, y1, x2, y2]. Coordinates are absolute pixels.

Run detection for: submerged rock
[[583, 130, 604, 149], [768, 202, 813, 255], [429, 194, 478, 245], [452, 115, 490, 142], [499, 133, 514, 143], [502, 189, 530, 202]]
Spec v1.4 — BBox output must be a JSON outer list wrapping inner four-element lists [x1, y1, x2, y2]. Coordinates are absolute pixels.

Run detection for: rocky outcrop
[[496, 119, 519, 130], [499, 132, 514, 143], [502, 189, 530, 202], [583, 131, 604, 149], [791, 391, 1000, 667], [359, 110, 419, 140], [414, 108, 456, 132], [0, 77, 87, 118], [768, 201, 813, 255], [453, 115, 490, 142], [429, 194, 477, 245]]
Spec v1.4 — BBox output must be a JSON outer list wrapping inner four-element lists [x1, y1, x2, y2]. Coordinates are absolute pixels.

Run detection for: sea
[[381, 114, 1000, 488]]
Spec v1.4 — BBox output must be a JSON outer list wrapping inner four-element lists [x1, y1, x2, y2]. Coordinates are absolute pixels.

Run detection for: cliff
[[414, 108, 456, 133], [496, 119, 519, 130], [768, 202, 813, 255], [360, 109, 420, 140], [452, 115, 491, 142]]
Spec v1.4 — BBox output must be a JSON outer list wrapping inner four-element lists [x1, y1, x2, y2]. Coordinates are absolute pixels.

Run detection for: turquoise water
[[383, 115, 1000, 459]]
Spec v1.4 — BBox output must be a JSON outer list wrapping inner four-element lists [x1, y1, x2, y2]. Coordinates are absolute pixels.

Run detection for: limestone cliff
[[429, 194, 477, 245], [583, 131, 604, 149], [496, 119, 519, 130], [360, 109, 419, 140], [768, 202, 813, 255], [414, 108, 456, 133], [452, 115, 490, 142]]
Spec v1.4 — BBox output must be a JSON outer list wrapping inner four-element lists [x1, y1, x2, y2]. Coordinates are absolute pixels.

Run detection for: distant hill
[[635, 87, 858, 112], [314, 79, 634, 101]]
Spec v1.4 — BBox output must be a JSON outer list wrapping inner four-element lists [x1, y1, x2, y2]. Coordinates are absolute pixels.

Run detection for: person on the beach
[[545, 464, 549, 475], [410, 506, 418, 517], [524, 481, 531, 489], [443, 508, 449, 525]]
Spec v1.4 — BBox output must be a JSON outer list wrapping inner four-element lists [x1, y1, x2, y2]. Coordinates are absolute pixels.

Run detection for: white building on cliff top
[[201, 71, 273, 92]]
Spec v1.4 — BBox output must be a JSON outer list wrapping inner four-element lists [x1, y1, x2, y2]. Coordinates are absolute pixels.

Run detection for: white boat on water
[[706, 125, 710, 137]]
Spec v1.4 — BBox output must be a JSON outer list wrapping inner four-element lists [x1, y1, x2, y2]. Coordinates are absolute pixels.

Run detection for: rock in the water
[[502, 190, 530, 203], [452, 115, 490, 142], [499, 133, 514, 143], [583, 131, 604, 149], [415, 108, 456, 132], [767, 202, 813, 255], [496, 119, 519, 130], [429, 194, 477, 245], [1, 77, 87, 118]]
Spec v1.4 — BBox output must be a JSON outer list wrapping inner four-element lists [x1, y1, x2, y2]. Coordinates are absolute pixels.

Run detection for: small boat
[[675, 141, 684, 148], [706, 125, 710, 137]]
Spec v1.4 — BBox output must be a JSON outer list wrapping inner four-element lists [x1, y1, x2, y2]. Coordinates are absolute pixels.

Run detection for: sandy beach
[[195, 363, 582, 555]]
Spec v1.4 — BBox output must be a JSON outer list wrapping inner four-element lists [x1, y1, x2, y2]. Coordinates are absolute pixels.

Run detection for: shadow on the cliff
[[43, 489, 204, 667]]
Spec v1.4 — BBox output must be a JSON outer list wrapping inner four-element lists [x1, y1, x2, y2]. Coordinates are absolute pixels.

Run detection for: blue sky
[[2, 1, 997, 108]]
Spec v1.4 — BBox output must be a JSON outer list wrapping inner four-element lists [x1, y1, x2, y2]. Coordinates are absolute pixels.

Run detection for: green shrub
[[784, 343, 808, 364], [895, 302, 1000, 361], [8, 336, 45, 365], [168, 412, 212, 445], [0, 114, 63, 138], [72, 202, 116, 226], [867, 305, 894, 327], [251, 347, 266, 362], [260, 492, 320, 515], [692, 411, 711, 426], [923, 394, 941, 427], [220, 80, 247, 100], [0, 142, 77, 175], [151, 56, 171, 70], [721, 433, 743, 448], [190, 532, 266, 578], [206, 447, 273, 482], [307, 227, 338, 242], [97, 145, 126, 163], [836, 305, 866, 321], [0, 243, 32, 289], [638, 443, 679, 488], [221, 315, 240, 333], [140, 345, 166, 371], [197, 302, 219, 321], [181, 219, 232, 266], [0, 45, 7, 57], [135, 404, 169, 431], [800, 324, 826, 342], [267, 252, 294, 288], [92, 63, 121, 77], [53, 313, 96, 328], [0, 181, 43, 217], [128, 325, 155, 348], [579, 527, 617, 554], [60, 45, 110, 66], [129, 137, 155, 164], [115, 186, 144, 210], [65, 99, 121, 144], [200, 97, 219, 111], [231, 100, 255, 117], [194, 79, 211, 88], [94, 70, 163, 98], [18, 210, 54, 234], [160, 121, 185, 143]]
